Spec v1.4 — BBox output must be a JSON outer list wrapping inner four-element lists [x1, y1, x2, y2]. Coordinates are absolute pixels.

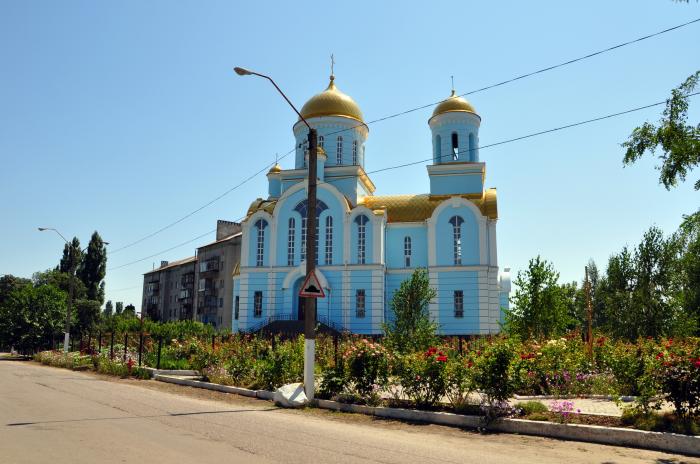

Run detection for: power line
[[108, 228, 218, 271], [109, 92, 698, 271], [106, 19, 698, 255], [108, 148, 295, 255], [322, 17, 700, 137]]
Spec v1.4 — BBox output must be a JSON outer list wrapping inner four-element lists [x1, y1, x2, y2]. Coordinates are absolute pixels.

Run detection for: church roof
[[245, 189, 497, 222], [430, 90, 479, 122], [361, 189, 497, 222], [299, 76, 364, 123]]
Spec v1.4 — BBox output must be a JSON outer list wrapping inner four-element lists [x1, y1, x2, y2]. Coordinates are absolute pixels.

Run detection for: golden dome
[[300, 76, 364, 123], [431, 90, 478, 120], [268, 163, 282, 174]]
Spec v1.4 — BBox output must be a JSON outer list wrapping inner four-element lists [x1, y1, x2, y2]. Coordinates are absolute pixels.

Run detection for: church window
[[325, 216, 333, 265], [449, 216, 464, 265], [253, 291, 263, 318], [404, 236, 412, 267], [468, 133, 475, 161], [355, 289, 366, 318], [454, 290, 464, 318], [254, 219, 268, 267], [352, 140, 358, 165], [319, 135, 324, 149], [294, 200, 328, 263], [287, 218, 295, 266], [234, 296, 239, 320], [435, 135, 442, 162], [451, 133, 459, 160], [355, 215, 369, 264], [336, 136, 343, 164]]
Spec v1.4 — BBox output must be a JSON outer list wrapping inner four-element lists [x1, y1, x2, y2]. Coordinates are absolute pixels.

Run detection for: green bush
[[474, 341, 516, 404], [444, 354, 475, 411], [394, 348, 449, 409], [344, 339, 390, 399], [517, 401, 548, 415], [318, 363, 348, 399], [250, 336, 303, 390]]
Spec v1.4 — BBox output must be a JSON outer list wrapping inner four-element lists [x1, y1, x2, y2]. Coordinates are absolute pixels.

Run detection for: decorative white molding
[[281, 263, 330, 290]]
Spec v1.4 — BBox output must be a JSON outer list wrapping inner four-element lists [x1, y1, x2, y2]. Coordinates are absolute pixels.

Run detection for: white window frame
[[254, 291, 263, 318], [356, 289, 366, 318], [404, 236, 411, 267], [287, 217, 295, 266], [325, 215, 333, 265], [454, 290, 464, 318], [336, 136, 343, 164]]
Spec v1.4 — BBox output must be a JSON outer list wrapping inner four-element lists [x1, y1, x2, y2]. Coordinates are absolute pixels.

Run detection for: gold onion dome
[[268, 163, 282, 174], [431, 90, 478, 119], [299, 76, 364, 122]]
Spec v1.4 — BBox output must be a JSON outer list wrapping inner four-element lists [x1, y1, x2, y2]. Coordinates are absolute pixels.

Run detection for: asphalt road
[[0, 362, 696, 464]]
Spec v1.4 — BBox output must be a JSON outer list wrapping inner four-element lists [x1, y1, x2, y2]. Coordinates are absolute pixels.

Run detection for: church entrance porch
[[297, 296, 306, 321]]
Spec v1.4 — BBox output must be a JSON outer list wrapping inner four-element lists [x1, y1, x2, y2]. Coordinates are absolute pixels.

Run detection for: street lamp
[[234, 67, 319, 400], [38, 227, 109, 353]]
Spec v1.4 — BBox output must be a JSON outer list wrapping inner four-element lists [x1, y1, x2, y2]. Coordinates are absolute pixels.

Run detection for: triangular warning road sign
[[299, 270, 325, 298]]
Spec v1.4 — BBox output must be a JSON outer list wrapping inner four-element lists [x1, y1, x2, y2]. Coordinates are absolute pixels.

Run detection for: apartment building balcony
[[181, 272, 195, 288], [199, 257, 219, 274], [178, 289, 192, 300], [146, 282, 160, 295], [197, 295, 218, 314]]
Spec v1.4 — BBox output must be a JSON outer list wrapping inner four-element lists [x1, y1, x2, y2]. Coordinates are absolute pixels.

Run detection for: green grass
[[516, 401, 549, 415]]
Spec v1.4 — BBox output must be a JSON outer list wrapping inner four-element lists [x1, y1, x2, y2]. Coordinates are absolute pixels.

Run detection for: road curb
[[154, 375, 700, 457]]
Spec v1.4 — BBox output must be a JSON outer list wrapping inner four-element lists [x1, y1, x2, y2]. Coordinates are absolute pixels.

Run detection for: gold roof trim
[[232, 261, 240, 277], [429, 90, 479, 123], [360, 189, 497, 222]]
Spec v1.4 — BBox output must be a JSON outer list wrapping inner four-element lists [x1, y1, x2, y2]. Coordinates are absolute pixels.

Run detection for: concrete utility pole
[[234, 67, 318, 400], [584, 266, 593, 360]]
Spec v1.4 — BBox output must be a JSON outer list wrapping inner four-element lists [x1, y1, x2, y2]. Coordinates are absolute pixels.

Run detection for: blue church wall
[[429, 172, 483, 196], [348, 269, 380, 333], [244, 272, 269, 323], [435, 204, 480, 266], [385, 226, 427, 269], [436, 271, 480, 334], [316, 270, 344, 327]]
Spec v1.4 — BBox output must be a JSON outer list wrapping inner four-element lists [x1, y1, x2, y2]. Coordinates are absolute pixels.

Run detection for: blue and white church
[[233, 73, 511, 334]]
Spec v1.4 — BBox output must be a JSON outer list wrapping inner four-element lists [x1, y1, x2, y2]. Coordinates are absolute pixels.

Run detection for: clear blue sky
[[1, 1, 698, 312]]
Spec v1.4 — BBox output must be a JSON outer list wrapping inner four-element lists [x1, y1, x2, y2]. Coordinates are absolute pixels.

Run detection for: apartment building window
[[355, 215, 369, 264], [255, 219, 268, 267], [219, 298, 223, 308], [325, 215, 333, 265], [404, 236, 412, 267], [449, 216, 464, 265], [454, 290, 464, 318], [355, 289, 366, 318], [288, 217, 295, 266], [254, 291, 263, 318], [198, 278, 206, 292], [234, 296, 239, 320]]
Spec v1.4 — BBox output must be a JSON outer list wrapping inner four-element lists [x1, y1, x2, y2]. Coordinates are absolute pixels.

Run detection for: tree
[[115, 301, 124, 315], [623, 71, 700, 190], [383, 268, 438, 353], [670, 210, 700, 333], [59, 237, 82, 273], [32, 269, 87, 300], [76, 231, 107, 304], [74, 299, 101, 334], [0, 274, 30, 307], [123, 304, 136, 317], [559, 281, 586, 331], [504, 256, 570, 340], [599, 226, 693, 339], [104, 300, 113, 317], [0, 283, 66, 351]]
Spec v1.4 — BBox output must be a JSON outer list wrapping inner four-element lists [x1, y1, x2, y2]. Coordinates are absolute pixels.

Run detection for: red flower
[[436, 355, 447, 363], [467, 360, 474, 368], [656, 352, 664, 359], [694, 360, 700, 368]]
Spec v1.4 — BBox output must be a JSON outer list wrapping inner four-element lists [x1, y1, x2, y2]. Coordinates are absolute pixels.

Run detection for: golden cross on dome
[[330, 53, 335, 79], [451, 75, 454, 92]]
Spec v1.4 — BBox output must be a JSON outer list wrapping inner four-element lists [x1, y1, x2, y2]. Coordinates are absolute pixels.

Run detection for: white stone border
[[153, 375, 700, 457]]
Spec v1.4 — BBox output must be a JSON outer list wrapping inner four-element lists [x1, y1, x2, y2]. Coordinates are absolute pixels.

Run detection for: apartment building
[[142, 256, 196, 322], [141, 220, 241, 328]]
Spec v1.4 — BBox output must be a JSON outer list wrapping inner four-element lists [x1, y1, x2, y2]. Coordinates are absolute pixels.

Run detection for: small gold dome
[[431, 90, 478, 120], [300, 76, 364, 122], [268, 163, 282, 174]]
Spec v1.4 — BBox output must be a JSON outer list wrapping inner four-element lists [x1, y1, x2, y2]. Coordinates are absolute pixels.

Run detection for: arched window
[[449, 216, 464, 265], [300, 217, 307, 262], [451, 133, 459, 160], [287, 218, 295, 266], [319, 135, 324, 149], [254, 219, 268, 267], [435, 135, 442, 162], [468, 133, 475, 161], [355, 215, 369, 264], [325, 216, 333, 265], [352, 140, 358, 165], [336, 136, 343, 164], [404, 236, 412, 267]]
